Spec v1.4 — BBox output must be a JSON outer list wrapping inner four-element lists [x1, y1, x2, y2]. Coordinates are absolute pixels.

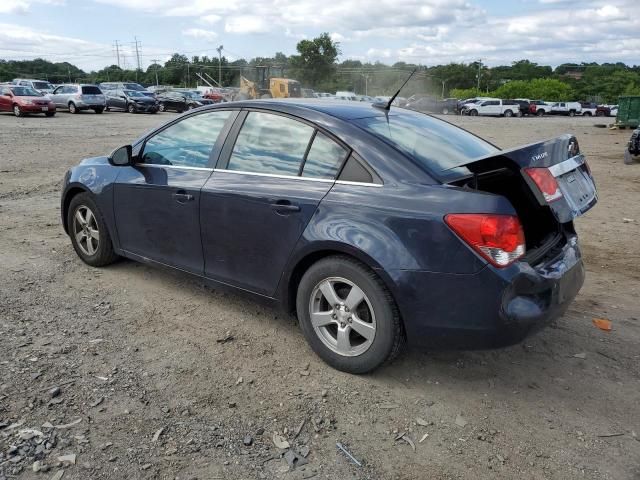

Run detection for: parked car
[[595, 105, 611, 117], [61, 100, 597, 373], [609, 105, 618, 117], [105, 89, 158, 113], [507, 99, 532, 116], [100, 82, 154, 98], [0, 85, 55, 117], [12, 78, 55, 95], [202, 88, 226, 103], [457, 97, 491, 113], [405, 96, 458, 115], [49, 84, 106, 114], [549, 102, 582, 116], [624, 127, 640, 164], [465, 98, 519, 117], [156, 91, 208, 112], [301, 88, 316, 98], [529, 100, 551, 116], [579, 102, 598, 116], [355, 95, 376, 103]]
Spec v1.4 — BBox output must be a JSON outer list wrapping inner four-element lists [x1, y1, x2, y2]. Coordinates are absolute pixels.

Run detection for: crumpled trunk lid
[[446, 134, 597, 224]]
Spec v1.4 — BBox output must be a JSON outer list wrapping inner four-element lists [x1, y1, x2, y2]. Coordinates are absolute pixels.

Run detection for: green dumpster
[[616, 96, 640, 128]]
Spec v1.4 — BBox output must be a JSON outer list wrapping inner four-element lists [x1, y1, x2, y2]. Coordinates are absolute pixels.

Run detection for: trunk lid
[[446, 134, 597, 223]]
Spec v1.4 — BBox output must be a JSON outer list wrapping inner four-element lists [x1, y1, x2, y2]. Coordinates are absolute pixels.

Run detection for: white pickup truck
[[549, 102, 582, 116], [465, 98, 519, 117]]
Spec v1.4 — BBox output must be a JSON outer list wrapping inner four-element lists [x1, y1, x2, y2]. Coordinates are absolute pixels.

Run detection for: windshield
[[354, 112, 498, 176], [125, 90, 147, 98], [124, 83, 145, 91], [183, 92, 202, 99], [33, 82, 53, 90], [11, 87, 42, 97]]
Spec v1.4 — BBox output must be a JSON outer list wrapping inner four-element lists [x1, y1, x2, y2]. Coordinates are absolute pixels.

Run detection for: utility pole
[[476, 59, 482, 91], [132, 37, 143, 81], [67, 66, 71, 83], [216, 45, 224, 87], [187, 62, 190, 87], [113, 40, 121, 68], [151, 59, 160, 86]]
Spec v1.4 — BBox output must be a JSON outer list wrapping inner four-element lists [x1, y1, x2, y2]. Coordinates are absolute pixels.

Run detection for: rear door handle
[[173, 190, 194, 203], [270, 200, 300, 213]]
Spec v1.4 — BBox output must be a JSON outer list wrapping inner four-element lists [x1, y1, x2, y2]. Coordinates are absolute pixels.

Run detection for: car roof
[[222, 98, 393, 120]]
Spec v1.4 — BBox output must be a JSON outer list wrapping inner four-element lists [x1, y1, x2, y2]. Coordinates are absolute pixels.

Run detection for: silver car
[[49, 84, 106, 114], [13, 78, 55, 95]]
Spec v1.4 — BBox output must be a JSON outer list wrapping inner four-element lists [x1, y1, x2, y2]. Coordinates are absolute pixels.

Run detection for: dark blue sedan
[[61, 100, 597, 373]]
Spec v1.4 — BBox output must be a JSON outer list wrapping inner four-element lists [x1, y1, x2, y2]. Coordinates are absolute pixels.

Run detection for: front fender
[[61, 157, 120, 243]]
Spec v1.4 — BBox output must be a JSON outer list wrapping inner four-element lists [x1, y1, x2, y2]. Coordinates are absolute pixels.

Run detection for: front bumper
[[387, 235, 585, 349], [21, 104, 55, 113], [133, 103, 158, 113]]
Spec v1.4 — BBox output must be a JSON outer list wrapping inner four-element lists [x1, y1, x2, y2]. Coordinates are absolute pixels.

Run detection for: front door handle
[[173, 190, 194, 203], [270, 200, 300, 213]]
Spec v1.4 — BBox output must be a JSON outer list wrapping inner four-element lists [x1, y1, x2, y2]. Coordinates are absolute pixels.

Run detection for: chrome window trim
[[335, 180, 383, 187], [548, 154, 585, 177], [134, 163, 213, 172], [213, 168, 334, 183]]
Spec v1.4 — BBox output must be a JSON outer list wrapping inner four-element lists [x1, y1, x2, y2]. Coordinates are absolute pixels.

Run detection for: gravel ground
[[0, 110, 639, 480]]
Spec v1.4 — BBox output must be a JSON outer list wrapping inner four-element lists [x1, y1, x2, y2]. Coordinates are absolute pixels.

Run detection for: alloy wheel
[[309, 277, 376, 357], [73, 205, 100, 256], [13, 105, 21, 117]]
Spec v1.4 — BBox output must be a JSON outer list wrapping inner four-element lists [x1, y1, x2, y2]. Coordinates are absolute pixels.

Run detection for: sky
[[0, 0, 638, 71]]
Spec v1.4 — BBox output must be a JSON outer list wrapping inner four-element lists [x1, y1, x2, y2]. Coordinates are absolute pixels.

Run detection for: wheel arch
[[281, 243, 400, 319], [61, 185, 90, 234]]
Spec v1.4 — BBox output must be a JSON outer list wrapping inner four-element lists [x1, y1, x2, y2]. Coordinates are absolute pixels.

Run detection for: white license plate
[[41, 107, 48, 112]]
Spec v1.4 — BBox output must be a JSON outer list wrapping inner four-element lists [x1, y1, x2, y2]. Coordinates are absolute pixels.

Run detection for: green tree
[[290, 33, 340, 89]]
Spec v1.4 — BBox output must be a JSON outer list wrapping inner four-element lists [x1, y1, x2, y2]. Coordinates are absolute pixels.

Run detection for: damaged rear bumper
[[388, 235, 585, 349]]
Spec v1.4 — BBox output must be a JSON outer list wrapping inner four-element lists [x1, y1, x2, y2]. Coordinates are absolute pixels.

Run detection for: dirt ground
[[0, 109, 639, 480]]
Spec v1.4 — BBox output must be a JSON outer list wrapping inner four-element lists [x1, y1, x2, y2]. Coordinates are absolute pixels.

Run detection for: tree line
[[1, 33, 639, 103]]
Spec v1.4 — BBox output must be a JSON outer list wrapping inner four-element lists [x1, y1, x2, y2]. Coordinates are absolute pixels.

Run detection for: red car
[[0, 85, 56, 117]]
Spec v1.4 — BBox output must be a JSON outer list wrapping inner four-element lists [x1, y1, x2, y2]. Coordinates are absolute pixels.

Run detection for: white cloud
[[225, 15, 270, 33], [182, 28, 218, 40], [0, 0, 64, 14], [200, 14, 221, 24]]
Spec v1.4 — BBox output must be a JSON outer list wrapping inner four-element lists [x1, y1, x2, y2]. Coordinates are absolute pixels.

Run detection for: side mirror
[[109, 145, 133, 166]]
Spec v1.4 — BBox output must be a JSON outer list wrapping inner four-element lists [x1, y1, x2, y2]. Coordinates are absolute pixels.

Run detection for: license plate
[[41, 107, 48, 112], [559, 168, 595, 208]]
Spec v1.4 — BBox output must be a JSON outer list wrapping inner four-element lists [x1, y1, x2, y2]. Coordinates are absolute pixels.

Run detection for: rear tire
[[537, 109, 545, 116], [296, 255, 403, 374], [583, 111, 592, 116], [504, 109, 513, 117], [67, 193, 118, 267], [94, 107, 104, 114], [569, 110, 576, 117], [596, 111, 605, 117], [442, 107, 449, 115], [69, 102, 78, 114]]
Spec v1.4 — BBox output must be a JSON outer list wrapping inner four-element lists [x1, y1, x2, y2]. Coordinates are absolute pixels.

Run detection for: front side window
[[141, 111, 232, 168], [302, 132, 348, 179], [227, 112, 314, 175]]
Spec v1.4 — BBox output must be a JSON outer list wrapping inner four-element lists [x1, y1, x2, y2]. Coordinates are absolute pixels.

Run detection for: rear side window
[[227, 112, 314, 175], [82, 86, 101, 94], [141, 111, 232, 168], [302, 132, 348, 179], [354, 113, 498, 175]]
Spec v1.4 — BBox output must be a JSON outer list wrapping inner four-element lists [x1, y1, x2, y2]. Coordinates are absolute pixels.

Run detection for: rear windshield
[[81, 86, 102, 94], [354, 112, 498, 176]]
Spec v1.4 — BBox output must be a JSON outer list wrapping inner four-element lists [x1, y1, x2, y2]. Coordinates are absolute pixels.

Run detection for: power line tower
[[113, 40, 121, 68]]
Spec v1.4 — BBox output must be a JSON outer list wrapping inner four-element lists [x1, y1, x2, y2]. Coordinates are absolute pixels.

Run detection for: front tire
[[127, 103, 136, 113], [13, 105, 22, 117], [469, 109, 478, 116], [569, 110, 576, 117], [67, 193, 118, 267], [296, 256, 403, 374], [45, 112, 55, 117], [442, 107, 449, 115], [158, 103, 166, 112]]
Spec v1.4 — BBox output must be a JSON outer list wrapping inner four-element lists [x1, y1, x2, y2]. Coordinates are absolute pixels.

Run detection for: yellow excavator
[[238, 66, 302, 99]]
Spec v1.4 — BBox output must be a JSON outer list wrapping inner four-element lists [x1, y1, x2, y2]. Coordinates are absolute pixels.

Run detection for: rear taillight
[[445, 214, 526, 267], [524, 167, 562, 202]]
